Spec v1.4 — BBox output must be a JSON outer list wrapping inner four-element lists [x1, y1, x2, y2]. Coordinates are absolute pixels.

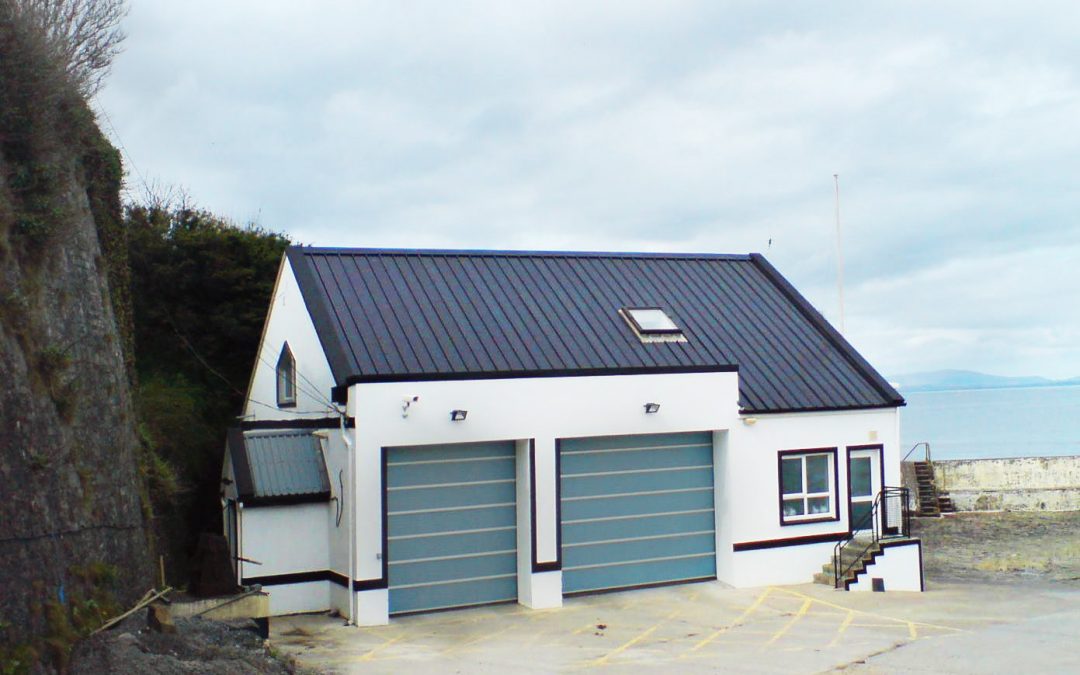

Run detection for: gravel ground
[[68, 614, 317, 675], [912, 510, 1080, 585]]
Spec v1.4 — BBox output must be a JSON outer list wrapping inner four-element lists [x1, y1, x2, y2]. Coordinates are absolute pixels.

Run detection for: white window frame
[[276, 343, 297, 408], [778, 448, 838, 525]]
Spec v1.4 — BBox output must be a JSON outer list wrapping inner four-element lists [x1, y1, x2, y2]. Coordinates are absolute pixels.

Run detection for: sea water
[[899, 385, 1080, 460]]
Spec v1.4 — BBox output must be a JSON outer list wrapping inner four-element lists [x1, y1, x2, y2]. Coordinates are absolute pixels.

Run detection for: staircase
[[816, 486, 913, 590], [814, 539, 880, 588], [913, 461, 956, 517]]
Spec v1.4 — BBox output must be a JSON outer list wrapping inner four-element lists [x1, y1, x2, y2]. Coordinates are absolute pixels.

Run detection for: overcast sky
[[97, 1, 1080, 380]]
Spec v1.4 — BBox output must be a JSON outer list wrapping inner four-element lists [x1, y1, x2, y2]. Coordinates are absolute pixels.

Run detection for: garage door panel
[[561, 486, 714, 522], [563, 531, 715, 569], [563, 510, 715, 544], [563, 553, 718, 595], [560, 432, 716, 594], [390, 550, 517, 588], [388, 441, 514, 464], [388, 480, 516, 513], [562, 467, 713, 499], [389, 504, 515, 536], [560, 443, 712, 475], [390, 527, 516, 562], [387, 454, 514, 486], [390, 574, 518, 615], [387, 441, 517, 615]]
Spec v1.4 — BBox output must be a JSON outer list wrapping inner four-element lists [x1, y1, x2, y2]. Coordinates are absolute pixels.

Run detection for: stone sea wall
[[934, 456, 1080, 512]]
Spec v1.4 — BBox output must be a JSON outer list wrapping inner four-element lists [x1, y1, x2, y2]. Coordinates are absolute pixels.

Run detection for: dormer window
[[276, 343, 296, 407], [620, 307, 687, 343]]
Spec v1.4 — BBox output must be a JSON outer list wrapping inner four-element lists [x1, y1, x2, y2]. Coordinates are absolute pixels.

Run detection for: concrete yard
[[271, 577, 1079, 673]]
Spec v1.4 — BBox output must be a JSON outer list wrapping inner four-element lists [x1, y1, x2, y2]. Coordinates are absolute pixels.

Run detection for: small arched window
[[276, 343, 296, 407]]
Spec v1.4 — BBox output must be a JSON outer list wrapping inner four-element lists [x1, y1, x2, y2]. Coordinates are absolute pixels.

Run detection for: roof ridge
[[287, 245, 754, 261]]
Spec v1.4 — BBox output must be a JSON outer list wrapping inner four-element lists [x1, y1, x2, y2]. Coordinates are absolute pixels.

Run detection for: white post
[[833, 173, 846, 334], [340, 410, 356, 626]]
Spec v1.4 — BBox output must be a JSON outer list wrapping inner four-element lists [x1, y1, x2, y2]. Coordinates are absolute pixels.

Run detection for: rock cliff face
[[0, 15, 153, 653]]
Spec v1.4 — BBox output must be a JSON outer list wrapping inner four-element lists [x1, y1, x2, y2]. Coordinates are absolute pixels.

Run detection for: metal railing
[[902, 441, 932, 465], [833, 486, 910, 588]]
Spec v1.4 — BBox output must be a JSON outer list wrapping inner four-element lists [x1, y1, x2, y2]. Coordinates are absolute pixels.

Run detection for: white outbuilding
[[222, 247, 921, 625]]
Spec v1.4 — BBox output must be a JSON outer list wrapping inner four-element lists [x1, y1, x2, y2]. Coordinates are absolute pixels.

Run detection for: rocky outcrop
[[0, 12, 153, 655]]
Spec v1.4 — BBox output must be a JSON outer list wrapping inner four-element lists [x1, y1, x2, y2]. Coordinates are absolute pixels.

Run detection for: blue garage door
[[386, 441, 517, 614], [561, 432, 716, 594]]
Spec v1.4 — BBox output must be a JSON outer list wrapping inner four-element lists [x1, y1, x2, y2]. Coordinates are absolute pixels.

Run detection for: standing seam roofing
[[242, 430, 330, 500], [285, 247, 903, 413]]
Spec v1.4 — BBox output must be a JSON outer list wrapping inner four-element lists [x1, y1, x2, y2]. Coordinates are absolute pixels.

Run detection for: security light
[[450, 409, 468, 421], [643, 402, 660, 414]]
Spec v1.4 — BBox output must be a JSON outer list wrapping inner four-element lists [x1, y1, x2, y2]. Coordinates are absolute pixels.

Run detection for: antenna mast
[[833, 173, 845, 334]]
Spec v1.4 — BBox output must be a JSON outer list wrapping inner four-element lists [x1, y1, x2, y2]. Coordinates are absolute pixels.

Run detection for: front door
[[847, 446, 882, 532]]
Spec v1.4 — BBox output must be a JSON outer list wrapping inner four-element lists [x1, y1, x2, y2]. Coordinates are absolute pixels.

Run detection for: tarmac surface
[[271, 578, 1080, 673]]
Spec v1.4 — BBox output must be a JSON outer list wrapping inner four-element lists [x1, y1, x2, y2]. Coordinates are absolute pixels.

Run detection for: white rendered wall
[[239, 503, 331, 614], [243, 258, 337, 421], [260, 582, 331, 615], [849, 541, 923, 592], [347, 370, 741, 624], [720, 408, 902, 588]]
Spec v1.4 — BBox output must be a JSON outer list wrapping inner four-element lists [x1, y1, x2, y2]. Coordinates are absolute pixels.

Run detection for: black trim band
[[239, 417, 354, 431], [733, 531, 848, 552], [241, 492, 331, 508], [340, 364, 738, 386], [242, 569, 384, 589]]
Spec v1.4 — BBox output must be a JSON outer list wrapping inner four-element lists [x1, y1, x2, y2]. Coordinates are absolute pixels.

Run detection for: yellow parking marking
[[441, 624, 517, 656], [827, 611, 855, 648], [770, 587, 964, 632], [766, 598, 812, 645], [589, 605, 685, 666], [686, 586, 773, 654], [358, 636, 403, 661], [908, 621, 917, 639]]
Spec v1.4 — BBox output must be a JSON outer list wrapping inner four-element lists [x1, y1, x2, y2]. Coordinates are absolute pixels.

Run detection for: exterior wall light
[[742, 417, 758, 426], [643, 402, 660, 414], [450, 409, 468, 421]]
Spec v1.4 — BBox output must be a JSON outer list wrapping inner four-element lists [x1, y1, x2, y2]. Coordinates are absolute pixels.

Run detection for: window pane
[[783, 499, 805, 517], [627, 308, 679, 332], [808, 496, 831, 514], [781, 458, 803, 494], [851, 501, 873, 529], [806, 455, 830, 493], [850, 457, 872, 497]]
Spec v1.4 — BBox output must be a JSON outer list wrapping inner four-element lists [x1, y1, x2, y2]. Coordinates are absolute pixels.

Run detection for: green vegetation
[[125, 204, 289, 581]]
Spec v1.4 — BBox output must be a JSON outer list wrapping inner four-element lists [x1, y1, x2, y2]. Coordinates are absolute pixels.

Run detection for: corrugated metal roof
[[237, 430, 330, 503], [286, 247, 903, 413]]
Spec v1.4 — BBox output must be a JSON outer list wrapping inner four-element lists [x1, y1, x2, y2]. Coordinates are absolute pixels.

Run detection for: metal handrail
[[901, 442, 932, 465], [833, 486, 910, 588]]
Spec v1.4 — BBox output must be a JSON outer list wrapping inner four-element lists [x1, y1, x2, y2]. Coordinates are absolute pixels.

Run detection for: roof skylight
[[624, 307, 681, 334]]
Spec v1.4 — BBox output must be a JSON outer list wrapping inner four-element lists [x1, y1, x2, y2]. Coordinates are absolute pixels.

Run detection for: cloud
[[97, 1, 1080, 378]]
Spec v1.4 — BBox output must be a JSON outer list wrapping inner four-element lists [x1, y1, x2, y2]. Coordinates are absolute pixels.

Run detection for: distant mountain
[[890, 369, 1079, 392]]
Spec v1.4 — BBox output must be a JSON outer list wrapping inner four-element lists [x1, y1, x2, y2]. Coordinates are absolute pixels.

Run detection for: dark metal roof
[[286, 247, 903, 414], [227, 428, 330, 506]]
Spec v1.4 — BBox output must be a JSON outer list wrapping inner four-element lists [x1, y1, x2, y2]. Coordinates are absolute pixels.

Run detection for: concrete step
[[813, 572, 835, 586]]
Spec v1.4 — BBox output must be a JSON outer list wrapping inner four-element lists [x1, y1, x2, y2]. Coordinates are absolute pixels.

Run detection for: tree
[[6, 0, 127, 97]]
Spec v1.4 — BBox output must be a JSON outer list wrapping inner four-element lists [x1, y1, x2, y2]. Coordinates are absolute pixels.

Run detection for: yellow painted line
[[765, 599, 812, 646], [770, 587, 965, 632], [589, 606, 683, 666], [908, 621, 918, 639], [827, 611, 855, 648], [440, 624, 516, 656], [686, 586, 773, 654], [358, 636, 403, 661]]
